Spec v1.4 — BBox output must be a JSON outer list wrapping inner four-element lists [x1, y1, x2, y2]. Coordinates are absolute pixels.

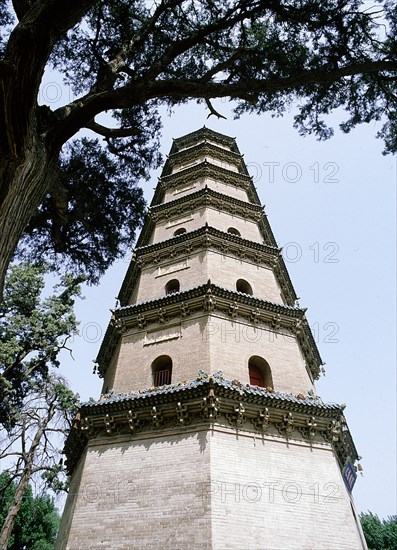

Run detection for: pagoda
[[56, 128, 366, 549]]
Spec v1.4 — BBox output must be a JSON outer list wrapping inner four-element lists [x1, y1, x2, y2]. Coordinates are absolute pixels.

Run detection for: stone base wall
[[210, 427, 366, 550], [57, 425, 366, 550], [56, 429, 212, 550]]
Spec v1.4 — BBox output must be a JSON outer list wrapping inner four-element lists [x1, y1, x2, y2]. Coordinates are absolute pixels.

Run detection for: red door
[[249, 365, 264, 387]]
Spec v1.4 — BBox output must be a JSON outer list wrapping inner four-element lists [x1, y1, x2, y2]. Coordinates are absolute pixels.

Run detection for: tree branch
[[140, 2, 265, 82], [11, 0, 32, 21], [49, 58, 397, 151], [84, 120, 140, 138], [205, 99, 227, 120], [201, 48, 245, 83], [92, 0, 183, 93]]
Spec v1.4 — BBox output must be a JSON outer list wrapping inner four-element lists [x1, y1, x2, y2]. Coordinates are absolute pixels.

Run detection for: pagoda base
[[57, 424, 365, 549]]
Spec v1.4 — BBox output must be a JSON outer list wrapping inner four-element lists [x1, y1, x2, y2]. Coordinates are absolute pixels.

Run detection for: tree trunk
[[0, 459, 34, 549], [0, 144, 55, 297], [0, 406, 54, 549]]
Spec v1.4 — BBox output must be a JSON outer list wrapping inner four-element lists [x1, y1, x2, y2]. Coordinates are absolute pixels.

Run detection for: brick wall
[[56, 429, 212, 550], [210, 427, 365, 549], [107, 312, 312, 395], [57, 426, 366, 550], [163, 177, 249, 203], [151, 207, 262, 244], [133, 251, 283, 305]]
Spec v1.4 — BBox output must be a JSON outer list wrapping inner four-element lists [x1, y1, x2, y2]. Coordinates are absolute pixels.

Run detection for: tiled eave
[[162, 141, 248, 177], [116, 281, 301, 318], [117, 225, 297, 307], [151, 185, 262, 219], [136, 225, 296, 304], [64, 373, 358, 476], [83, 375, 338, 413], [151, 161, 261, 206], [136, 224, 279, 258], [132, 186, 278, 251], [96, 282, 322, 380], [149, 185, 277, 245], [169, 127, 240, 155]]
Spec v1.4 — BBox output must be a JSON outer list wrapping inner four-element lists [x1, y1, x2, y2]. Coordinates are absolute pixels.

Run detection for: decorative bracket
[[202, 388, 219, 420], [137, 314, 147, 329], [104, 414, 115, 434], [271, 314, 281, 330], [180, 302, 190, 318], [80, 416, 94, 435], [151, 406, 164, 429], [328, 420, 341, 442], [299, 416, 317, 440], [111, 316, 128, 335], [158, 308, 167, 324], [127, 410, 140, 432], [250, 308, 260, 325], [176, 402, 189, 426], [202, 235, 212, 248], [253, 407, 270, 431], [203, 292, 216, 313], [228, 402, 245, 426], [294, 319, 304, 337], [228, 302, 239, 319], [281, 412, 294, 436]]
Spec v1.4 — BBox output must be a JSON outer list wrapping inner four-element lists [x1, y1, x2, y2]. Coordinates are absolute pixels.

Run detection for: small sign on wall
[[173, 183, 196, 195], [342, 461, 357, 493], [156, 259, 189, 277], [167, 214, 194, 228], [144, 326, 181, 346]]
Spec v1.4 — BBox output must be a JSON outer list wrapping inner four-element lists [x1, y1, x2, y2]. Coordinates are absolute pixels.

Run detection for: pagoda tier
[[65, 372, 357, 476]]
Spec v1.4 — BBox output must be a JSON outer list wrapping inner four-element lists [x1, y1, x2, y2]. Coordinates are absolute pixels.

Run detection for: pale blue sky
[[53, 97, 396, 519]]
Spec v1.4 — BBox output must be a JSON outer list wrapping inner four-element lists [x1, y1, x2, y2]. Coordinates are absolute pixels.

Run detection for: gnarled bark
[[0, 143, 56, 295]]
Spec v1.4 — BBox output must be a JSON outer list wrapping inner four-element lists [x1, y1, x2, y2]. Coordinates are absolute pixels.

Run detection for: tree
[[0, 261, 82, 429], [0, 472, 60, 550], [0, 262, 81, 547], [0, 1, 396, 294], [0, 376, 78, 549], [360, 512, 397, 550]]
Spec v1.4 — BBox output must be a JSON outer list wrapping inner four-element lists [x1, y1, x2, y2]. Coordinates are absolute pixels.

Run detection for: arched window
[[248, 356, 273, 389], [165, 279, 180, 295], [174, 227, 187, 236], [236, 279, 253, 295], [152, 355, 173, 386], [227, 227, 241, 236]]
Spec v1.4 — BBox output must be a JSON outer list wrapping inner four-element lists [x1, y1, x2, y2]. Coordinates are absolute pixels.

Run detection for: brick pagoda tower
[[57, 128, 366, 549]]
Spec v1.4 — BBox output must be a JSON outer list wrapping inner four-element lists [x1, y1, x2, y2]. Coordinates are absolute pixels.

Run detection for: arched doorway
[[152, 355, 173, 386], [248, 356, 273, 389]]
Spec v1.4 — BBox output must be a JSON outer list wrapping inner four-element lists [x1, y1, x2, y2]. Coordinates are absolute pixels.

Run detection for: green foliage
[[0, 472, 60, 550], [0, 376, 79, 545], [19, 136, 148, 281], [0, 262, 83, 429], [1, 0, 397, 282], [0, 0, 13, 55], [360, 512, 397, 550]]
